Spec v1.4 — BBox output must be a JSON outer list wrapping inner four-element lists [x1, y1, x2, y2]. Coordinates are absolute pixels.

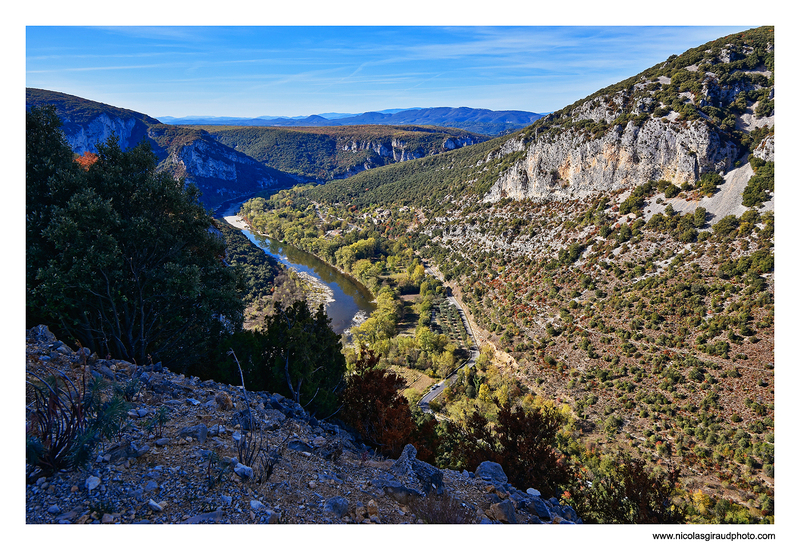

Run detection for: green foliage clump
[[258, 301, 346, 418], [440, 401, 571, 499], [216, 221, 281, 303], [559, 242, 586, 265], [203, 299, 345, 418], [742, 158, 774, 208], [712, 215, 740, 239], [567, 454, 684, 524], [697, 173, 724, 197], [663, 183, 681, 198], [26, 105, 243, 369]]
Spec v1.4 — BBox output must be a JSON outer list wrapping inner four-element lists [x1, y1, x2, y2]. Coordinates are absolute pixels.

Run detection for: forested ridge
[[196, 124, 488, 181]]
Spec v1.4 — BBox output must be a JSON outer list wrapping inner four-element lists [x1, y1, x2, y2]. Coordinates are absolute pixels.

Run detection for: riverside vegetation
[[27, 26, 773, 525]]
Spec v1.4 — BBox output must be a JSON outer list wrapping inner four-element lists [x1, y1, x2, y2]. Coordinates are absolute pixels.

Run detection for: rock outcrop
[[26, 89, 296, 211], [483, 30, 773, 204], [62, 112, 150, 155], [340, 135, 479, 163], [484, 117, 740, 203], [161, 134, 285, 207]]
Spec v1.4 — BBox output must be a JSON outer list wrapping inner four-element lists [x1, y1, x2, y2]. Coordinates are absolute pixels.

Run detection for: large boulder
[[475, 461, 508, 486], [487, 499, 518, 524], [389, 444, 444, 495], [371, 479, 423, 505], [178, 424, 208, 444], [527, 496, 553, 520], [323, 496, 349, 518]]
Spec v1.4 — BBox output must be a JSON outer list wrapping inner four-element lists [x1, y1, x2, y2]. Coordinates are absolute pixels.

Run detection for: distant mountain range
[[159, 107, 544, 136]]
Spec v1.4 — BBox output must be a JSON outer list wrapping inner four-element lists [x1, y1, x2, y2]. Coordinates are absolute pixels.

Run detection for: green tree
[[439, 401, 570, 498], [493, 402, 572, 497], [263, 301, 346, 417], [567, 454, 684, 523], [27, 107, 243, 368], [26, 106, 84, 324], [693, 207, 707, 228]]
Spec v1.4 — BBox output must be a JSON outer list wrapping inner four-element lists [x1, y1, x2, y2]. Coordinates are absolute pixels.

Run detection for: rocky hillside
[[26, 89, 497, 209], [26, 89, 296, 210], [26, 88, 159, 155], [484, 28, 773, 203], [26, 325, 580, 525], [200, 125, 488, 181], [145, 125, 297, 209], [317, 27, 773, 215]]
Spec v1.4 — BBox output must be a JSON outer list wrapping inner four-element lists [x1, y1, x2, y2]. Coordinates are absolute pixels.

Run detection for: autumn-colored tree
[[74, 151, 99, 170], [340, 349, 415, 458]]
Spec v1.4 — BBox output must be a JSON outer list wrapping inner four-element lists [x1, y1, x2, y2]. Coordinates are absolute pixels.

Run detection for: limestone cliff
[[157, 132, 291, 207], [484, 116, 741, 202], [26, 89, 297, 210], [484, 27, 774, 203], [62, 112, 150, 155], [340, 135, 479, 162]]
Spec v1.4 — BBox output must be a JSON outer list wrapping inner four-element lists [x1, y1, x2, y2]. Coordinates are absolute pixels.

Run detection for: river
[[214, 197, 376, 334]]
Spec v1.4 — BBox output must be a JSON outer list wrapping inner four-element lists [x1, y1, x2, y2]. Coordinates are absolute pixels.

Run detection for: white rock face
[[754, 134, 774, 162], [340, 135, 477, 162], [443, 136, 479, 150], [178, 139, 239, 180], [485, 118, 740, 203], [341, 139, 423, 161], [63, 114, 140, 154]]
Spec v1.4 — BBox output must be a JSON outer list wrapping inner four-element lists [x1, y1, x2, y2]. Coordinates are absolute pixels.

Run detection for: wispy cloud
[[26, 25, 755, 117], [27, 63, 184, 73]]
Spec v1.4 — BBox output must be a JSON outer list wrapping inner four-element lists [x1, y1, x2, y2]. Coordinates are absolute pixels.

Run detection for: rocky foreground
[[25, 325, 581, 525]]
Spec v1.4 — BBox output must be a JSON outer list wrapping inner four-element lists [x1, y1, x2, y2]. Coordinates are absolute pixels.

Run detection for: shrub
[[713, 215, 740, 239], [567, 454, 684, 524], [26, 367, 93, 479], [407, 491, 477, 524], [441, 401, 571, 499], [698, 173, 724, 197], [340, 349, 415, 458], [742, 161, 774, 207], [26, 365, 133, 481], [619, 194, 645, 215], [693, 207, 707, 228], [663, 184, 681, 198]]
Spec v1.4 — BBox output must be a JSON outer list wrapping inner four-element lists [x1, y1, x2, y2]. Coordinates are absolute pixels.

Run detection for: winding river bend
[[215, 198, 376, 334]]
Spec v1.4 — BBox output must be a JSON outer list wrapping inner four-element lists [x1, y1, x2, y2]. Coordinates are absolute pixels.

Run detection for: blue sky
[[26, 25, 756, 119]]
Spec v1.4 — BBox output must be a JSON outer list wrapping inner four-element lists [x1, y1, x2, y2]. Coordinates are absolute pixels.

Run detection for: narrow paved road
[[418, 261, 480, 414]]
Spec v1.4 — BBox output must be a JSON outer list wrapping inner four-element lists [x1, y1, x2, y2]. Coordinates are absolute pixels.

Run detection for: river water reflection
[[215, 198, 375, 334]]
